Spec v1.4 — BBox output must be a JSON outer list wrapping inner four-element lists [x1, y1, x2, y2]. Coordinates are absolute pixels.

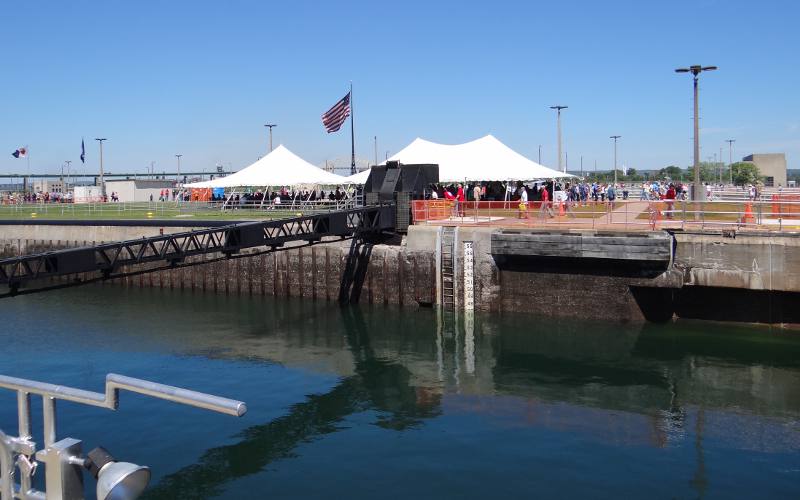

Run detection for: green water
[[1, 287, 799, 499]]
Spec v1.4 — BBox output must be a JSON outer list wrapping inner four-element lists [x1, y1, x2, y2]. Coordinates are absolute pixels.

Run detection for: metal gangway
[[0, 204, 395, 298]]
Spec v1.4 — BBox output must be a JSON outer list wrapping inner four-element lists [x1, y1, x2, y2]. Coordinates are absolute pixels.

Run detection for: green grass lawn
[[0, 203, 309, 221]]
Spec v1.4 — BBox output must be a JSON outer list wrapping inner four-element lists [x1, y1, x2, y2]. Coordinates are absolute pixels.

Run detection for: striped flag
[[321, 92, 351, 133]]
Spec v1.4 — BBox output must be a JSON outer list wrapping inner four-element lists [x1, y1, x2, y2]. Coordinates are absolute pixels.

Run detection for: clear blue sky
[[1, 0, 798, 177]]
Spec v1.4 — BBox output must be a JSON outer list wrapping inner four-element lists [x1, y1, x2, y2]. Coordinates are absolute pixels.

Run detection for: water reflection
[[2, 287, 799, 499], [111, 290, 799, 499]]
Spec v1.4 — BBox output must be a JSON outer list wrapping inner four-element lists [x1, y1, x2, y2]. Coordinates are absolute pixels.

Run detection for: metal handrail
[[0, 374, 246, 417]]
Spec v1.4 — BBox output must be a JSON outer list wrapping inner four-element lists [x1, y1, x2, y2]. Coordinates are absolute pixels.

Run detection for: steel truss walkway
[[0, 205, 395, 297]]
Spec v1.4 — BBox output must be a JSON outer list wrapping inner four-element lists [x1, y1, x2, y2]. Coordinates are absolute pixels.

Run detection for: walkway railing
[[411, 199, 800, 231], [0, 198, 362, 221]]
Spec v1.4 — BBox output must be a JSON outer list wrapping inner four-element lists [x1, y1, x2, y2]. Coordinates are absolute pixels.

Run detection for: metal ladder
[[440, 226, 456, 311]]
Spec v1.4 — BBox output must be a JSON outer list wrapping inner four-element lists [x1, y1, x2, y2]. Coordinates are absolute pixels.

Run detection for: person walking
[[665, 183, 676, 219], [539, 184, 554, 219]]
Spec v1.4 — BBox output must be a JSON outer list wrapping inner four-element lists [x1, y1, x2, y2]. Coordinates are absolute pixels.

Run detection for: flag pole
[[350, 81, 355, 175], [26, 145, 30, 193]]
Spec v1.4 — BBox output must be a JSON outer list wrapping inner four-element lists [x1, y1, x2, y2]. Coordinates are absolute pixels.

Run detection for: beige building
[[32, 179, 65, 193], [742, 153, 787, 187]]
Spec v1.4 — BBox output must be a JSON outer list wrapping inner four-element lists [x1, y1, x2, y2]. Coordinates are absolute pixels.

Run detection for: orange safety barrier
[[743, 202, 755, 223], [771, 194, 800, 216], [190, 188, 212, 202]]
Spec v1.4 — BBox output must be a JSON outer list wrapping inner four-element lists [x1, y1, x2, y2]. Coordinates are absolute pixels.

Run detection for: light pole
[[264, 124, 277, 153], [538, 145, 542, 164], [175, 154, 182, 181], [550, 105, 567, 172], [94, 138, 107, 198], [374, 136, 378, 166], [64, 160, 72, 190], [726, 139, 735, 185], [675, 65, 717, 201], [610, 135, 621, 185]]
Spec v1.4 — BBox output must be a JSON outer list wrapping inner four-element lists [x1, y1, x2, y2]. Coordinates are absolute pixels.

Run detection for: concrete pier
[[1, 223, 799, 324]]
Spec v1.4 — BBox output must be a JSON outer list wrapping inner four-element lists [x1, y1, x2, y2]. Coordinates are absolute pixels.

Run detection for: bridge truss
[[0, 205, 395, 297]]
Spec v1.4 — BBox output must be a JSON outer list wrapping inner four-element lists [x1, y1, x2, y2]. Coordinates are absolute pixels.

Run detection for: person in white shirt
[[518, 185, 529, 219]]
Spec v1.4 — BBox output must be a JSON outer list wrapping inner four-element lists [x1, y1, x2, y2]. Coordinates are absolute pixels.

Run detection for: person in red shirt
[[665, 183, 676, 219], [539, 184, 554, 218], [456, 184, 465, 216]]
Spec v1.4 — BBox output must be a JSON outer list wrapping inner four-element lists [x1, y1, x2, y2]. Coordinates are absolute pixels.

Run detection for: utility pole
[[675, 65, 717, 201], [538, 145, 542, 164], [175, 154, 183, 181], [94, 138, 107, 198], [726, 139, 735, 185], [264, 124, 277, 153], [374, 136, 378, 166], [610, 136, 621, 185], [64, 160, 72, 190], [550, 106, 568, 172], [580, 155, 583, 177]]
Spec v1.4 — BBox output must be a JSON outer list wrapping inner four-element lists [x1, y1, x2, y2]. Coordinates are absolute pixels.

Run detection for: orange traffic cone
[[743, 203, 755, 224], [558, 201, 566, 216]]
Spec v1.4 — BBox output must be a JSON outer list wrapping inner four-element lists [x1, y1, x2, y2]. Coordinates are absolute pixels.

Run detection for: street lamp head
[[94, 138, 107, 142], [550, 105, 568, 110], [610, 135, 621, 139], [676, 65, 717, 76]]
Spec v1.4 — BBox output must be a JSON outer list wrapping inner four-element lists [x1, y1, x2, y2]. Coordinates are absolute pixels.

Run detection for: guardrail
[[411, 199, 800, 231], [0, 198, 363, 221]]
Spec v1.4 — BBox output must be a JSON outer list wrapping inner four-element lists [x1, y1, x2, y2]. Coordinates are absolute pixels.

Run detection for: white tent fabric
[[184, 145, 345, 188], [378, 135, 571, 183], [342, 169, 371, 184]]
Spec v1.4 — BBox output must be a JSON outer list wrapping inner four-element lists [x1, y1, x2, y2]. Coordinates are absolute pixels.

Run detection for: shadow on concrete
[[338, 237, 374, 305], [494, 254, 669, 279]]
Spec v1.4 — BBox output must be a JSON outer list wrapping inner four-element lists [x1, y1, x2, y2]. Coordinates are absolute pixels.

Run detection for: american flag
[[321, 92, 351, 133]]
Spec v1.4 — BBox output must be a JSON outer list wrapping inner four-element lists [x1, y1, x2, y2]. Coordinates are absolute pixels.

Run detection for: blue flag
[[80, 139, 85, 163]]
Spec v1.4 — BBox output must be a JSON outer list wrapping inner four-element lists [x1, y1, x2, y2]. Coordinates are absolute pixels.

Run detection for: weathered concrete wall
[[2, 223, 800, 324], [673, 231, 800, 292], [0, 226, 438, 308]]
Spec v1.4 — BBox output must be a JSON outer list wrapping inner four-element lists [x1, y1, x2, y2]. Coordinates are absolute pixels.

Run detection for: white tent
[[373, 135, 571, 183], [185, 145, 345, 188], [342, 168, 371, 185]]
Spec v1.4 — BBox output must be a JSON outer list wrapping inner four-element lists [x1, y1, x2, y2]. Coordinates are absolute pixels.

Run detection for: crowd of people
[[219, 186, 358, 208], [2, 191, 72, 204], [427, 180, 710, 219]]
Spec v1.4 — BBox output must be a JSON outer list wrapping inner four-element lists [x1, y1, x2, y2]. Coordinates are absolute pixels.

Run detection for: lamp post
[[675, 65, 717, 201], [264, 123, 277, 153], [726, 139, 735, 185], [374, 136, 378, 166], [175, 154, 182, 181], [610, 136, 621, 185], [550, 106, 567, 172], [94, 138, 107, 198], [538, 145, 542, 164]]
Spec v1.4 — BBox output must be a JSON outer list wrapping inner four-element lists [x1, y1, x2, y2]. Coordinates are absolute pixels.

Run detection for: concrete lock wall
[[2, 224, 800, 324]]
